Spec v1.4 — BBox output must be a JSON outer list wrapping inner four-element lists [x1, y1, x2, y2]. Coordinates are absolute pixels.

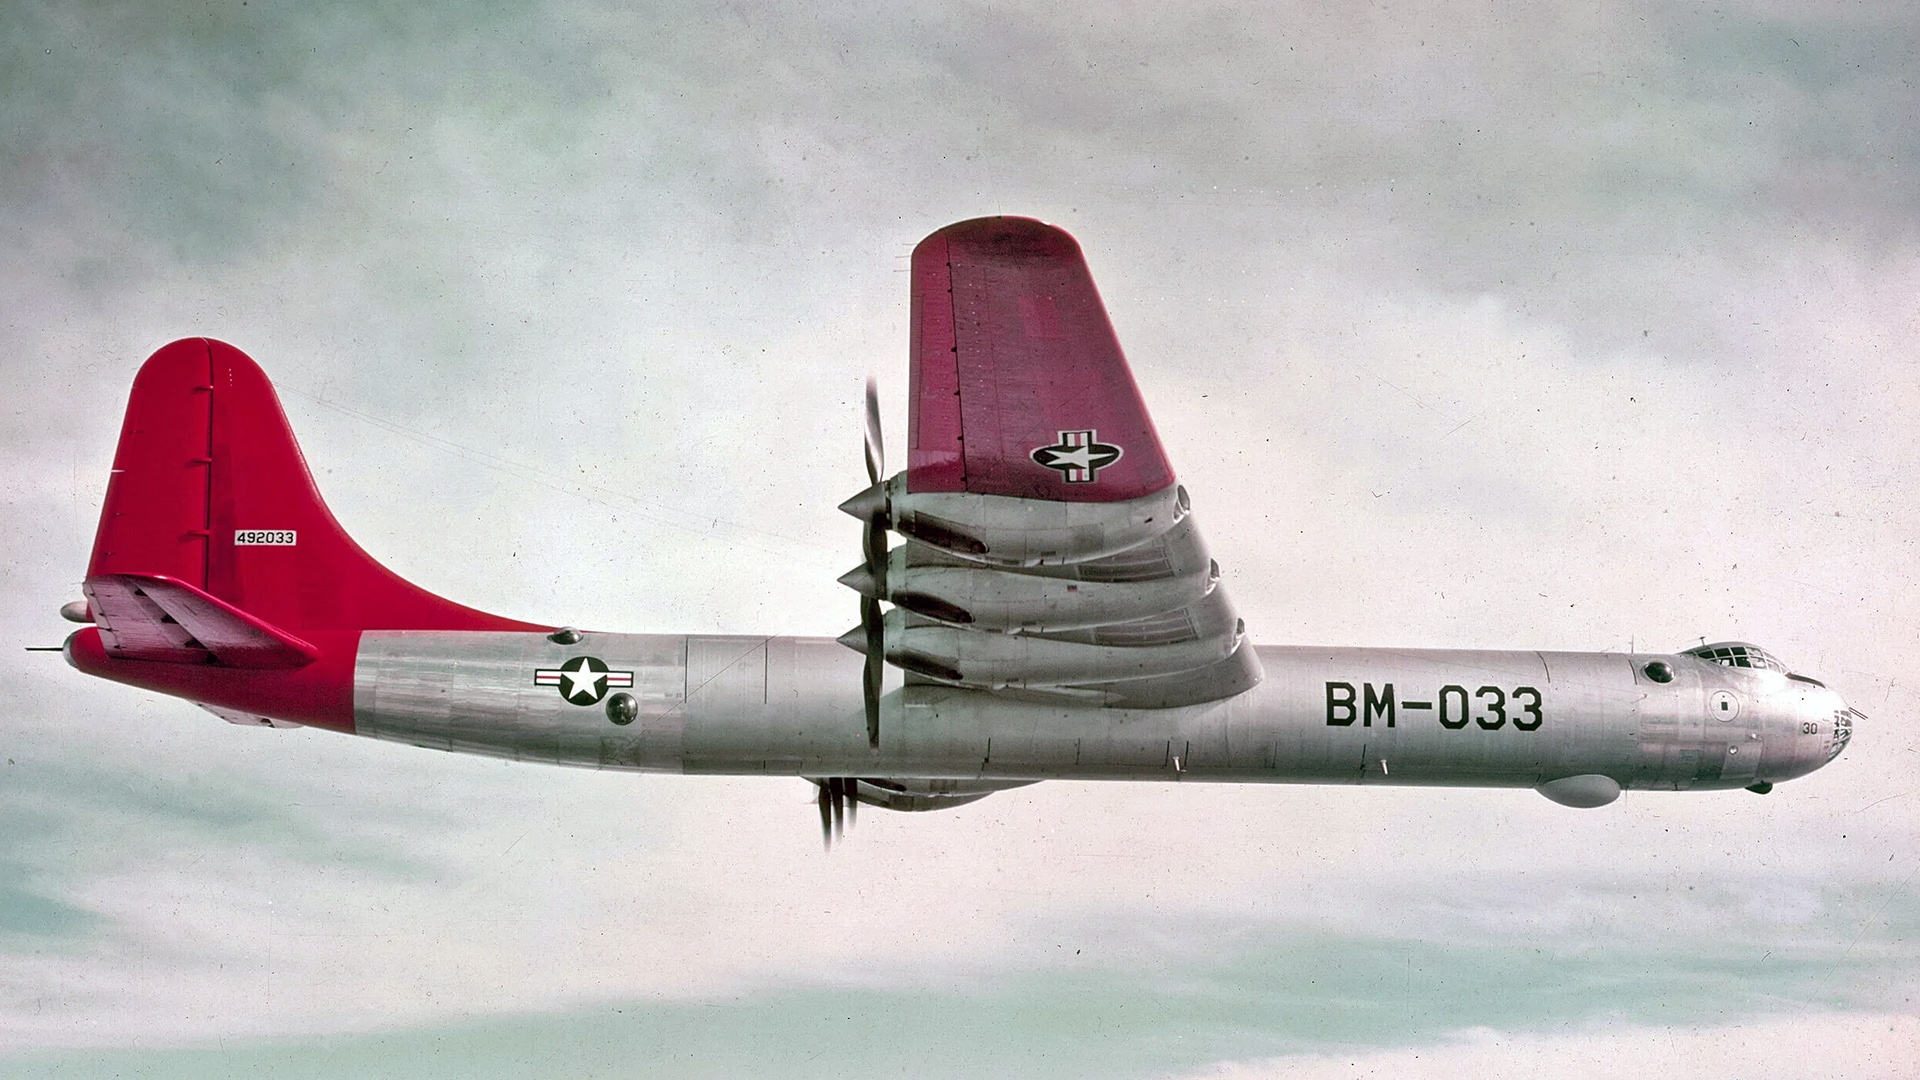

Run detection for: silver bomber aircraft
[[61, 217, 1856, 841]]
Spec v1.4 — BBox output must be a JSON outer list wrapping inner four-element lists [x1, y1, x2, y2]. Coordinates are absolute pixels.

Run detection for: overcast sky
[[3, 1, 1917, 1076]]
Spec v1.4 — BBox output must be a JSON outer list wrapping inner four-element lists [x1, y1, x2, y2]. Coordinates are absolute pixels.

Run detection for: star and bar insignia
[[534, 656, 635, 706], [1031, 429, 1123, 483]]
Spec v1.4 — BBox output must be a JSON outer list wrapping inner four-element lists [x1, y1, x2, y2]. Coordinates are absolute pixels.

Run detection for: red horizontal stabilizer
[[85, 574, 320, 669], [908, 217, 1176, 502]]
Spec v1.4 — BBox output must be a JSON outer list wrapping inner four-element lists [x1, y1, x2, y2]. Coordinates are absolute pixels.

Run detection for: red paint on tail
[[71, 339, 545, 730]]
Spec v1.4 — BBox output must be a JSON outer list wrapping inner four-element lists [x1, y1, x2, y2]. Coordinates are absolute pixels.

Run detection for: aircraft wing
[[907, 217, 1175, 502], [84, 573, 320, 669], [869, 217, 1260, 708]]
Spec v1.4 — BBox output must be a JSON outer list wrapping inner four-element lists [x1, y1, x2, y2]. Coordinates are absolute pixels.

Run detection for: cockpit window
[[1685, 641, 1789, 673]]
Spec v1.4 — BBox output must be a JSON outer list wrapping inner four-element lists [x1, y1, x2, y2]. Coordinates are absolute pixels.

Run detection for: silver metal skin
[[859, 516, 1219, 634], [880, 588, 1243, 689], [843, 474, 1255, 710], [856, 475, 1191, 567], [354, 632, 1852, 800]]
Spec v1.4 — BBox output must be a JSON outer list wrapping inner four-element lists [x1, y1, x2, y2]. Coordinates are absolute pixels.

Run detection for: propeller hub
[[838, 482, 888, 523], [837, 565, 882, 598], [836, 626, 870, 655]]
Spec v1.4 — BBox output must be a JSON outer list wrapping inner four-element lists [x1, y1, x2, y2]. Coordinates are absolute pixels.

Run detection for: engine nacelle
[[874, 515, 1218, 633], [849, 475, 1189, 567]]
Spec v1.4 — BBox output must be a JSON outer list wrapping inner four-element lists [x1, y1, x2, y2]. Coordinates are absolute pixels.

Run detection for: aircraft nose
[[1775, 682, 1856, 783]]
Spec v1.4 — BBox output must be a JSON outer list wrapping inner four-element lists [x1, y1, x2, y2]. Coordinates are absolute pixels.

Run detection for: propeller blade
[[864, 519, 887, 594], [846, 376, 886, 751], [862, 596, 883, 748], [865, 655, 882, 748], [863, 376, 884, 487], [817, 782, 833, 850], [845, 778, 857, 828]]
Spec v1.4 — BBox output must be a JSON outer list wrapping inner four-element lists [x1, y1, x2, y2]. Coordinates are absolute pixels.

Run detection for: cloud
[[2, 703, 1914, 1050], [3, 907, 1913, 1073], [1179, 1013, 1920, 1080]]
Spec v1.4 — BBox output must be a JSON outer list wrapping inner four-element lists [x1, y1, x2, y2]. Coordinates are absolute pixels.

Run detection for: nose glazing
[[1826, 705, 1859, 763]]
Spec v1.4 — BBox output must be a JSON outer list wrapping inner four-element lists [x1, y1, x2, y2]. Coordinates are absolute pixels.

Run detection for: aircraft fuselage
[[76, 631, 1849, 797]]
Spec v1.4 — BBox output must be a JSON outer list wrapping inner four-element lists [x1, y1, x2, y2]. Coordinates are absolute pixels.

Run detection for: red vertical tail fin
[[88, 339, 540, 634]]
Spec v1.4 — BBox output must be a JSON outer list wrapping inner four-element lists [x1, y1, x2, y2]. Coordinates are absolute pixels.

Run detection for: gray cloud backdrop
[[3, 1, 1916, 1075]]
